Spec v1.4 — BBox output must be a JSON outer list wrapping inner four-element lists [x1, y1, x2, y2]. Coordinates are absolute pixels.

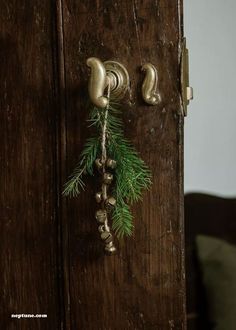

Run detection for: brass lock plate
[[104, 61, 129, 99]]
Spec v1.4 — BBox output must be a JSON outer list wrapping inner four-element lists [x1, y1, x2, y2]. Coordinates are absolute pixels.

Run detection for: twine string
[[101, 80, 111, 233]]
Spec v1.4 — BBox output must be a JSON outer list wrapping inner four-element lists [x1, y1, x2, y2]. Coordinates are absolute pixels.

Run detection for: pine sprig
[[63, 101, 152, 238], [112, 198, 133, 238], [62, 137, 100, 197], [108, 136, 151, 237], [105, 103, 152, 237], [108, 136, 152, 203]]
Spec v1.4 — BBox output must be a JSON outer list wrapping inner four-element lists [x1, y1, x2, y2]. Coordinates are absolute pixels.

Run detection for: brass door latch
[[87, 58, 162, 107], [181, 38, 193, 116], [87, 52, 192, 113], [86, 57, 129, 108]]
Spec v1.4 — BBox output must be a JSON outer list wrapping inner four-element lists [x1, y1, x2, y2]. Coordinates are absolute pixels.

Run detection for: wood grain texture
[[0, 1, 62, 329], [0, 1, 186, 329], [61, 1, 186, 329]]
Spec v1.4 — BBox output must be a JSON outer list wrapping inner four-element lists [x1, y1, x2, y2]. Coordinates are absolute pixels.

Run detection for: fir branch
[[62, 166, 86, 197], [106, 103, 152, 237], [63, 101, 152, 239], [81, 137, 101, 175], [62, 137, 100, 197], [88, 102, 123, 132], [112, 197, 133, 238], [108, 132, 152, 204]]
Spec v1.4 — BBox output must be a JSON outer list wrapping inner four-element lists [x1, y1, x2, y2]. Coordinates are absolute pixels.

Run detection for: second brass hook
[[141, 63, 161, 105]]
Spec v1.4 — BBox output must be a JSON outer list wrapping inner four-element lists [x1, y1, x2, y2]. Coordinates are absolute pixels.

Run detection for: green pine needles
[[63, 101, 152, 238]]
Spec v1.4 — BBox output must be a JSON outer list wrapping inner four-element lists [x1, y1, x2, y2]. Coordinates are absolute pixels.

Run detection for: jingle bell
[[95, 158, 103, 170], [100, 231, 113, 243], [98, 225, 105, 233], [105, 196, 116, 207], [105, 242, 116, 254], [106, 159, 117, 169], [95, 209, 107, 224], [103, 172, 113, 184], [95, 191, 102, 203]]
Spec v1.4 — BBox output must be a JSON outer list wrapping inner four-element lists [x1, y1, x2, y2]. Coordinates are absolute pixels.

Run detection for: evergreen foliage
[[62, 137, 100, 197], [63, 101, 152, 238]]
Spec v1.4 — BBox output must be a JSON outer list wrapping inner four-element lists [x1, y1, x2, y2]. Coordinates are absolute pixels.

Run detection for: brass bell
[[95, 209, 107, 224], [105, 242, 116, 254], [105, 236, 113, 244], [103, 172, 113, 184], [105, 196, 116, 207], [95, 191, 102, 203], [106, 241, 113, 247], [95, 158, 103, 170], [98, 225, 105, 233], [106, 159, 117, 169], [100, 231, 113, 243]]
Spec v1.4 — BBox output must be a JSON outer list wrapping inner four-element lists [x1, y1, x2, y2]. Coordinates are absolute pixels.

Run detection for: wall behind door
[[184, 0, 236, 196]]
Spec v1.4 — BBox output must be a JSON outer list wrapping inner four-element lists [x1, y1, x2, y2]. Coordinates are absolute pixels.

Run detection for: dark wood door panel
[[61, 1, 186, 329], [0, 1, 186, 329], [0, 1, 61, 329]]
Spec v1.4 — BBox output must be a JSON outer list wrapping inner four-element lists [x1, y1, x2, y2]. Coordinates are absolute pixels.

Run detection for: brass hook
[[87, 57, 129, 108], [86, 57, 109, 108], [141, 63, 161, 105]]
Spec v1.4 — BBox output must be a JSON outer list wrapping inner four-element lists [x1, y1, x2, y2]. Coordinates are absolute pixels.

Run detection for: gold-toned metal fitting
[[141, 63, 161, 105], [105, 235, 113, 244], [103, 172, 113, 184], [95, 209, 107, 224], [100, 231, 112, 241], [86, 57, 129, 108], [104, 60, 129, 100], [87, 57, 108, 108], [105, 196, 116, 207], [98, 225, 105, 233], [95, 158, 103, 170], [106, 159, 117, 169], [181, 38, 193, 116], [105, 243, 116, 254], [106, 241, 113, 248], [95, 191, 102, 203]]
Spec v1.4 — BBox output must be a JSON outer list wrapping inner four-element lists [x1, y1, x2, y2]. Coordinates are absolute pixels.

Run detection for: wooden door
[[0, 1, 186, 329], [0, 1, 62, 329]]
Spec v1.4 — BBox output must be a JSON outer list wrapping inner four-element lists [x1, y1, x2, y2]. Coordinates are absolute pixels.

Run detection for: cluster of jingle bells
[[94, 157, 117, 255]]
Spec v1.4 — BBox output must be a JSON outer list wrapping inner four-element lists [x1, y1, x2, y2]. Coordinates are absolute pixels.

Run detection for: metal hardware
[[86, 57, 129, 108], [181, 38, 193, 116], [141, 63, 161, 105]]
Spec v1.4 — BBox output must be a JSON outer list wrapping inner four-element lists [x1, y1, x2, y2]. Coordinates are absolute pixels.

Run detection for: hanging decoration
[[63, 83, 152, 254]]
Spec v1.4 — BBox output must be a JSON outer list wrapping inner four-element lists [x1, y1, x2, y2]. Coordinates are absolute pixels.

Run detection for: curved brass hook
[[87, 57, 130, 108], [141, 63, 161, 105], [87, 57, 109, 108]]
